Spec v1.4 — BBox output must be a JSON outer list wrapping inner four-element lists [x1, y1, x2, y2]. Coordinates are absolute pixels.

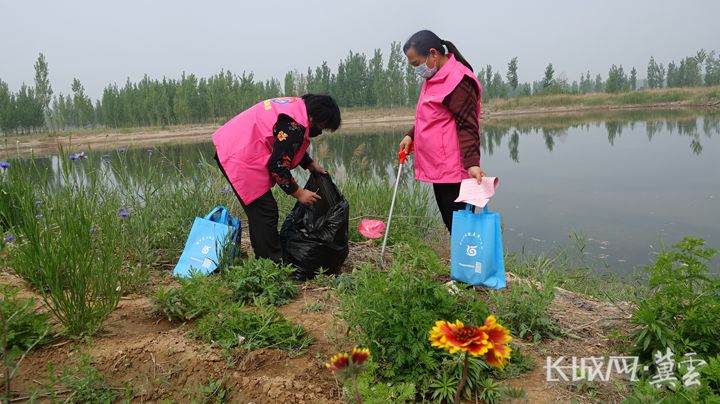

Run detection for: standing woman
[[213, 94, 341, 262], [399, 30, 485, 232]]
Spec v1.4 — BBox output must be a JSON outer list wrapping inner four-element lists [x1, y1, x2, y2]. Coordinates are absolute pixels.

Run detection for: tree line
[[1, 45, 719, 134]]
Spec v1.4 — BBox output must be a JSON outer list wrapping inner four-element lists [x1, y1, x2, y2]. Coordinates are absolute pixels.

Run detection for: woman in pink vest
[[213, 94, 341, 263], [399, 30, 485, 232]]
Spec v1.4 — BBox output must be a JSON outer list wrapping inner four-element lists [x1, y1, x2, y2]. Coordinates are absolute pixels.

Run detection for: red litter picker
[[379, 144, 413, 267]]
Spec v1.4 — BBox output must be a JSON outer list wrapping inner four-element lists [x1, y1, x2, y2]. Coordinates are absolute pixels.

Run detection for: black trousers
[[433, 182, 466, 233], [214, 154, 283, 262]]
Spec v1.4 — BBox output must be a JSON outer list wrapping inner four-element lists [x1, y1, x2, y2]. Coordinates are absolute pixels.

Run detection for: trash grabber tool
[[379, 144, 412, 267]]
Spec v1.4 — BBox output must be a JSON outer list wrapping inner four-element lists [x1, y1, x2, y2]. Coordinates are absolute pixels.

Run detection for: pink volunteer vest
[[212, 97, 310, 205], [414, 53, 482, 183]]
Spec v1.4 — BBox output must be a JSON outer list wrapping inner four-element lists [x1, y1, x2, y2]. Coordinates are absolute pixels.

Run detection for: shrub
[[151, 271, 230, 322], [630, 237, 720, 361], [222, 259, 298, 306], [489, 280, 563, 343], [7, 156, 126, 337], [193, 303, 313, 355], [338, 261, 488, 391]]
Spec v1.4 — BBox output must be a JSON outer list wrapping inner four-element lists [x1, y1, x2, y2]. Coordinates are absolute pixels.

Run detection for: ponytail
[[441, 39, 474, 72], [403, 30, 474, 72]]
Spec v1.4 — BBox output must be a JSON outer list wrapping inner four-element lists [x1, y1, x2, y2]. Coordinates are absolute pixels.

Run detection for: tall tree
[[506, 57, 519, 92], [387, 42, 405, 107], [647, 57, 663, 88], [0, 79, 14, 133], [594, 74, 604, 92], [71, 78, 94, 127], [629, 67, 637, 90], [705, 51, 720, 86], [367, 48, 386, 106], [284, 71, 296, 96], [33, 53, 53, 129], [542, 63, 555, 90]]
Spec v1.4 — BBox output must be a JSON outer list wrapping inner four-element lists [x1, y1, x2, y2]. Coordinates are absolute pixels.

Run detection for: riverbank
[[2, 87, 719, 158]]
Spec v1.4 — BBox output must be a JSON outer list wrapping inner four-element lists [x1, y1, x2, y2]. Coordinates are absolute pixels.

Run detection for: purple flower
[[69, 152, 87, 161], [192, 177, 199, 183], [117, 147, 127, 153], [35, 200, 43, 205], [119, 211, 130, 218], [119, 206, 126, 212], [147, 148, 155, 155], [0, 161, 10, 169], [102, 153, 110, 159], [89, 227, 97, 233], [196, 162, 203, 168], [4, 235, 14, 242]]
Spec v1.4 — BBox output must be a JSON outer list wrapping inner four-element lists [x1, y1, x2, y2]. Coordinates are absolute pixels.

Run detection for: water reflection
[[4, 109, 720, 275]]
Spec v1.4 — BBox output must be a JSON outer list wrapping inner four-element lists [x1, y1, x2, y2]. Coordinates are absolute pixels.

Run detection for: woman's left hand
[[467, 166, 486, 183], [308, 161, 328, 175]]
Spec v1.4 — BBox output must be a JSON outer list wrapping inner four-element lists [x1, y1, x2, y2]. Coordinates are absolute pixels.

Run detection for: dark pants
[[214, 154, 283, 263], [433, 182, 465, 233]]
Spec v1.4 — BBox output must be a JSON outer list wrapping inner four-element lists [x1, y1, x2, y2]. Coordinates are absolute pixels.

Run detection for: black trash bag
[[280, 173, 349, 280]]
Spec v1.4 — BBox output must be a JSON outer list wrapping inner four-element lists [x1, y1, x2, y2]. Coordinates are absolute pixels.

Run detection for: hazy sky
[[2, 0, 719, 99]]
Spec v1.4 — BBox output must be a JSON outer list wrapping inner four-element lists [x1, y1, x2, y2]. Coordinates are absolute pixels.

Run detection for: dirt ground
[[1, 239, 635, 404]]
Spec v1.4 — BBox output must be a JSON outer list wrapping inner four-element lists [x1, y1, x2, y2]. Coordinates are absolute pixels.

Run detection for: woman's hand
[[308, 161, 327, 175], [467, 166, 486, 183], [399, 135, 414, 154], [292, 189, 321, 206]]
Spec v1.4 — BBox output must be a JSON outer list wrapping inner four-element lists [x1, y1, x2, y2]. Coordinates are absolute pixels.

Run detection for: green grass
[[486, 86, 720, 111]]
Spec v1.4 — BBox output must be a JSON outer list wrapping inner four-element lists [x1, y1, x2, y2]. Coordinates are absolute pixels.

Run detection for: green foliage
[[1, 286, 52, 403], [490, 345, 536, 380], [630, 237, 720, 361], [623, 377, 720, 403], [338, 252, 488, 391], [186, 376, 228, 404], [476, 377, 504, 404], [0, 286, 51, 355], [354, 361, 417, 404], [8, 156, 124, 337], [39, 352, 121, 404], [118, 263, 151, 295], [4, 48, 720, 134], [151, 272, 229, 322], [222, 259, 298, 306], [489, 280, 563, 343], [193, 303, 313, 355], [428, 372, 456, 403]]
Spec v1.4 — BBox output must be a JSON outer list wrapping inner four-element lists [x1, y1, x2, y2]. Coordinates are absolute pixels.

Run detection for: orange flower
[[429, 320, 490, 356], [277, 130, 288, 141], [351, 347, 370, 365], [325, 352, 350, 374], [479, 315, 513, 368]]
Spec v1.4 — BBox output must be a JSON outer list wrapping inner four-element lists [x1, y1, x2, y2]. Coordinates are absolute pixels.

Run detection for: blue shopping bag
[[450, 204, 506, 289], [173, 206, 241, 278]]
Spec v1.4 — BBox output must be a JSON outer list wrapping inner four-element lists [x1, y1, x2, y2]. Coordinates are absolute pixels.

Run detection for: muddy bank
[[2, 101, 717, 158]]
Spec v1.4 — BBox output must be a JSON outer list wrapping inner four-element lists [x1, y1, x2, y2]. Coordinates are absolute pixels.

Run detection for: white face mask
[[414, 55, 438, 79]]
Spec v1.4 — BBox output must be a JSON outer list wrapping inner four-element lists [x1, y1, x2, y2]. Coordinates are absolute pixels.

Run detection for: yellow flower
[[479, 315, 513, 368], [325, 352, 350, 374], [351, 347, 370, 365], [429, 320, 490, 356], [277, 131, 288, 141]]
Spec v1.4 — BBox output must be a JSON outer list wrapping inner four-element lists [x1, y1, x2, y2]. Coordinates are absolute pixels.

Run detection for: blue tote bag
[[173, 206, 241, 277], [450, 204, 506, 289]]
